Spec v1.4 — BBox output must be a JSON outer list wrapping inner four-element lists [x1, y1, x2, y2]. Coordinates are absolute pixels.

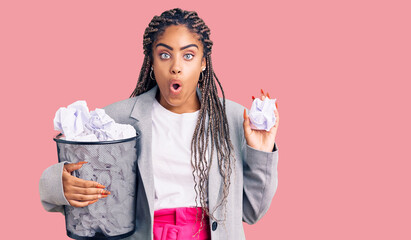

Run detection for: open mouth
[[172, 83, 180, 90], [170, 81, 182, 95]]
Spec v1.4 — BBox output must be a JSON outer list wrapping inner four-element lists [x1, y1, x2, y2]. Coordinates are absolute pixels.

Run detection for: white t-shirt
[[152, 99, 207, 211]]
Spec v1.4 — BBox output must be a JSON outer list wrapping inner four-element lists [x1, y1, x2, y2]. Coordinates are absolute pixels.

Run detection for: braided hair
[[130, 8, 235, 233]]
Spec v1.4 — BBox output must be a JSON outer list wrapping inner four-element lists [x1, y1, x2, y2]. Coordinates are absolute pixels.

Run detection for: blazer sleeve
[[39, 161, 70, 214], [241, 117, 279, 224]]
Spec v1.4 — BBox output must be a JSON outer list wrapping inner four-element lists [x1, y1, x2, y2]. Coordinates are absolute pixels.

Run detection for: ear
[[201, 57, 206, 70]]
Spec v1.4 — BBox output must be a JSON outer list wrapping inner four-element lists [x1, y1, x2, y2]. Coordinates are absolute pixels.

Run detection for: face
[[151, 24, 206, 114]]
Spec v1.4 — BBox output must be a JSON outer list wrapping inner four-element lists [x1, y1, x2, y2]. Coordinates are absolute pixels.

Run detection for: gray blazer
[[39, 86, 279, 239]]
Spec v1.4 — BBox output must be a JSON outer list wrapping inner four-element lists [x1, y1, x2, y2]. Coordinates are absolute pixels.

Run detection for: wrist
[[248, 143, 275, 153]]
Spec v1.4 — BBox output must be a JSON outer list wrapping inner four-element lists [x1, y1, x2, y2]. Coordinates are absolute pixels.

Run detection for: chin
[[162, 93, 182, 104]]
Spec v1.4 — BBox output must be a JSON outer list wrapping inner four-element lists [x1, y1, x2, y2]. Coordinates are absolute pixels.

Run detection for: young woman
[[40, 8, 280, 240]]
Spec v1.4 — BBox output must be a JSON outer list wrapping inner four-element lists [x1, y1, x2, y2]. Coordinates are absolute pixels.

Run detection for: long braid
[[130, 8, 235, 234]]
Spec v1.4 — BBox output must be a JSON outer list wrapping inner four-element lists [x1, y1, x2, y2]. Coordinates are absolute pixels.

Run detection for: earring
[[198, 71, 204, 83], [150, 66, 155, 81]]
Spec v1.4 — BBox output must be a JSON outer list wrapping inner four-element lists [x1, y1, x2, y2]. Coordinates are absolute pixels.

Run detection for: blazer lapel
[[130, 86, 158, 219]]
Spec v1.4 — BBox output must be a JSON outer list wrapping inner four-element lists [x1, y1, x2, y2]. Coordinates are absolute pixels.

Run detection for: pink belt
[[153, 207, 211, 240]]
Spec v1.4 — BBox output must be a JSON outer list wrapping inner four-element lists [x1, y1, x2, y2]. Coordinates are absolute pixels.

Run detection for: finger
[[68, 193, 109, 202], [71, 186, 111, 196], [69, 199, 99, 208], [88, 199, 99, 205], [269, 117, 279, 135], [243, 109, 252, 136], [72, 177, 106, 189], [273, 108, 280, 127], [275, 106, 279, 120], [268, 108, 280, 134], [64, 162, 88, 173], [260, 89, 266, 100]]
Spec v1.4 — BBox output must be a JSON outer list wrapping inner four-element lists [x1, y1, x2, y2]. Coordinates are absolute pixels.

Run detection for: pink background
[[1, 0, 410, 239]]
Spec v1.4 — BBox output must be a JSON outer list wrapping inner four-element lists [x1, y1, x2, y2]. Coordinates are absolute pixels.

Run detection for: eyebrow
[[155, 43, 198, 51]]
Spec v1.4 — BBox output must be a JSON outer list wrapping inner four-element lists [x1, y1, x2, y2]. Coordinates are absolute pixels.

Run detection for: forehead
[[153, 25, 203, 50]]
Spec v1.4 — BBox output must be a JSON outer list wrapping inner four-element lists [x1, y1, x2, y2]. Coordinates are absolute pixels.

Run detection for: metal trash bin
[[54, 132, 140, 240]]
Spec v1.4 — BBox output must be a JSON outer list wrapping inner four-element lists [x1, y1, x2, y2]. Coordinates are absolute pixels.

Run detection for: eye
[[184, 53, 194, 60], [160, 53, 170, 59]]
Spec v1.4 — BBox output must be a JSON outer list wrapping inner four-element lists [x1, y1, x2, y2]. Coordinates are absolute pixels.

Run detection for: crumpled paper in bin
[[54, 100, 136, 141]]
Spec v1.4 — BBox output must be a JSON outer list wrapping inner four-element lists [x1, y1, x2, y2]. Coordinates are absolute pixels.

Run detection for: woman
[[40, 8, 279, 240]]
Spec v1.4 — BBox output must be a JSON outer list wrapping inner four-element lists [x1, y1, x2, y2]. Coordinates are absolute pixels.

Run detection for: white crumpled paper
[[54, 100, 136, 141], [249, 97, 277, 131]]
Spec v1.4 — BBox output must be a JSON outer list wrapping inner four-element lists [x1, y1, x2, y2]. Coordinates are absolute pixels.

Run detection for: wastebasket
[[54, 132, 140, 240]]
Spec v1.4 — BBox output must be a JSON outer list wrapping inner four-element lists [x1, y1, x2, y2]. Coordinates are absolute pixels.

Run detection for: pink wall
[[1, 0, 410, 239]]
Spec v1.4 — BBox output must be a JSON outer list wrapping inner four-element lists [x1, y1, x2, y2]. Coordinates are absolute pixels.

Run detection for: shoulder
[[219, 97, 247, 126], [102, 97, 138, 123], [218, 98, 247, 146], [103, 97, 137, 113]]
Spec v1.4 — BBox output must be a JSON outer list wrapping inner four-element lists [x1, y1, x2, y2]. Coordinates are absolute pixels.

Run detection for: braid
[[129, 55, 155, 97], [130, 8, 235, 234]]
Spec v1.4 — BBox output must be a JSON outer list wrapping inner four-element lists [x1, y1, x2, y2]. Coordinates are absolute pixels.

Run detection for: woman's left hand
[[243, 90, 279, 152]]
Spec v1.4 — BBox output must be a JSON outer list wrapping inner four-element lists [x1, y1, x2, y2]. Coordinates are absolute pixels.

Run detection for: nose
[[170, 58, 182, 74]]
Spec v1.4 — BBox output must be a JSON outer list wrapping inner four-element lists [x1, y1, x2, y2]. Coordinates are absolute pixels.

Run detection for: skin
[[61, 24, 280, 207], [62, 162, 110, 207], [151, 24, 206, 114]]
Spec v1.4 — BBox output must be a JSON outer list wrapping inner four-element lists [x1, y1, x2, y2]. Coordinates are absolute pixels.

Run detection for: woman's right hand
[[62, 162, 110, 207]]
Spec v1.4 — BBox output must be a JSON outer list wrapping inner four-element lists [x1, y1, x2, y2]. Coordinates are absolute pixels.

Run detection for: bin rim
[[53, 132, 140, 145]]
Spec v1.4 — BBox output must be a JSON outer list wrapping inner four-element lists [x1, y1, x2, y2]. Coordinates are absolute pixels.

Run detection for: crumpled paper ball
[[249, 97, 277, 131], [53, 100, 92, 140], [54, 100, 136, 141]]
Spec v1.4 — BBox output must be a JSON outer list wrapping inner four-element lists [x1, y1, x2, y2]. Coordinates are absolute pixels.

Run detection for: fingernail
[[267, 92, 270, 98], [261, 89, 264, 95], [96, 183, 106, 189], [102, 190, 111, 195], [243, 109, 247, 120], [252, 96, 255, 100], [77, 161, 88, 165], [88, 199, 98, 205], [100, 194, 108, 198]]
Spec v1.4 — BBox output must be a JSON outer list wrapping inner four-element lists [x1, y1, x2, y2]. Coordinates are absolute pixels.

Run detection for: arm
[[241, 91, 280, 224], [39, 162, 70, 214], [242, 142, 279, 224], [39, 161, 108, 213]]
